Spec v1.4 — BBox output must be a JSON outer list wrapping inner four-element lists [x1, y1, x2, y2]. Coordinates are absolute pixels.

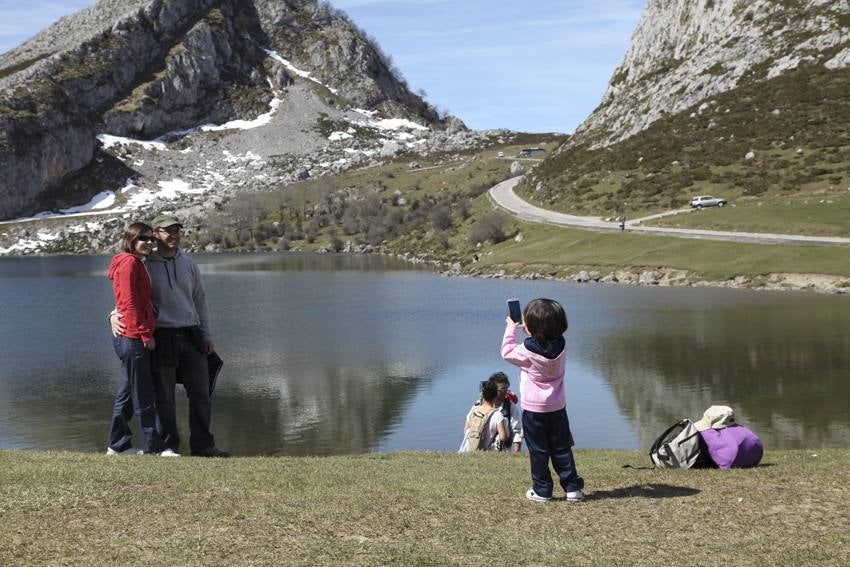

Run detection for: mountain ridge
[[520, 0, 850, 219], [571, 0, 850, 149], [0, 0, 440, 221]]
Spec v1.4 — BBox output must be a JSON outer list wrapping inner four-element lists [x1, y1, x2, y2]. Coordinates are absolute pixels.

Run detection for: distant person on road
[[112, 215, 229, 458], [105, 222, 173, 456], [458, 378, 510, 452], [501, 298, 584, 502]]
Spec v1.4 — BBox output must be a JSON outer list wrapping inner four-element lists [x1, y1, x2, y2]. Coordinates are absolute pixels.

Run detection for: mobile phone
[[507, 298, 522, 324]]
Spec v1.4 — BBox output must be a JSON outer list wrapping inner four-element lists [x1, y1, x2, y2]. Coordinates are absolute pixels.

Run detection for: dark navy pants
[[154, 330, 215, 454], [107, 336, 162, 454], [522, 407, 584, 498]]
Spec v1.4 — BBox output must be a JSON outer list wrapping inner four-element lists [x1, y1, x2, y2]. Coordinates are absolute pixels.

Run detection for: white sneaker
[[566, 489, 585, 502], [106, 447, 142, 455], [526, 489, 552, 502], [158, 449, 181, 457]]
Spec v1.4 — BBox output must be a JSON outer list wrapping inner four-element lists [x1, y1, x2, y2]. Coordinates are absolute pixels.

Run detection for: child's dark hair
[[523, 298, 568, 344], [481, 379, 499, 402], [489, 372, 509, 387], [122, 222, 153, 253]]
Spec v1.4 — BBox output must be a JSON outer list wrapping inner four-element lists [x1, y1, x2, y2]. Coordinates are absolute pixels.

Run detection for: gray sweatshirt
[[145, 249, 213, 342]]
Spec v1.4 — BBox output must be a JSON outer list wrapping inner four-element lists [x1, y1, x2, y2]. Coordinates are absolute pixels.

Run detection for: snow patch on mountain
[[262, 48, 339, 95]]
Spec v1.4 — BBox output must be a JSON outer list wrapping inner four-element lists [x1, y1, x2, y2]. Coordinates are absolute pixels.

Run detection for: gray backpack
[[649, 419, 707, 469]]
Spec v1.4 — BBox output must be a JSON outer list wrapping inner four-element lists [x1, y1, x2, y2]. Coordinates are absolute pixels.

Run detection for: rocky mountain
[[520, 0, 850, 216], [572, 0, 850, 149], [0, 0, 447, 221]]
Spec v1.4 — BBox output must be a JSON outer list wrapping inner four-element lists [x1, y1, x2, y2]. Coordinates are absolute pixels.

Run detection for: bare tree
[[229, 194, 265, 243]]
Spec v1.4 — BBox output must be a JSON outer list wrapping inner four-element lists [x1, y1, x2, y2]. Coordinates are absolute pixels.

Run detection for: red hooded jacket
[[107, 252, 155, 342]]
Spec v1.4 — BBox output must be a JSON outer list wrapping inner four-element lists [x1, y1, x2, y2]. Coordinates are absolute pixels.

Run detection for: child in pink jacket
[[502, 298, 585, 502]]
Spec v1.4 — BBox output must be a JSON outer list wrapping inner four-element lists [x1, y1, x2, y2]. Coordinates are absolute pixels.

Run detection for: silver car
[[691, 195, 728, 209]]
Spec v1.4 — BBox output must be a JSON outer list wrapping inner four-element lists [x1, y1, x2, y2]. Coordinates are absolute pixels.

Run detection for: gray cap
[[151, 214, 182, 229]]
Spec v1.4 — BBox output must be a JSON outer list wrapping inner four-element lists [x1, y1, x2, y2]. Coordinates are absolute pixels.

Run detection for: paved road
[[489, 176, 850, 246]]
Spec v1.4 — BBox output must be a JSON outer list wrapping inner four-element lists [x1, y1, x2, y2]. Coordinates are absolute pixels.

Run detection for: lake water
[[1, 253, 848, 456]]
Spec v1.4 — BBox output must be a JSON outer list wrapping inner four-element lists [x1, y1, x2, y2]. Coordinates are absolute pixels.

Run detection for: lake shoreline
[[411, 253, 850, 295], [457, 264, 850, 295], [3, 244, 849, 294]]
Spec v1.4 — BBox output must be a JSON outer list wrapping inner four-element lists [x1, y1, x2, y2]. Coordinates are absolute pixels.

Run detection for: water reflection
[[208, 364, 430, 456], [1, 253, 849, 454], [590, 298, 850, 449]]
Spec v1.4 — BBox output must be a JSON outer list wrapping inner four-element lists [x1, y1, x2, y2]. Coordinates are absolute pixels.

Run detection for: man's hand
[[143, 337, 156, 351], [206, 341, 215, 354], [110, 312, 125, 337], [512, 442, 522, 453]]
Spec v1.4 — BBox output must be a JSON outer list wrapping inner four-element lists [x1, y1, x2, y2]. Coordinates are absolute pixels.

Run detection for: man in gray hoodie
[[112, 215, 228, 457]]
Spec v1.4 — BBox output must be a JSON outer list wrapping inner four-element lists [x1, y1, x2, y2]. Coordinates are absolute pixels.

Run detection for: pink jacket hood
[[501, 324, 566, 413]]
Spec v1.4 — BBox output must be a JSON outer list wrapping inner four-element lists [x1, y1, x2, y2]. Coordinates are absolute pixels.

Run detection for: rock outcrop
[[0, 0, 439, 220], [571, 0, 850, 149]]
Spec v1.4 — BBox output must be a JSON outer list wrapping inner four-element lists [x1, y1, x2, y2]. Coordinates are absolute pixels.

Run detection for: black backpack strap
[[646, 419, 692, 468], [648, 419, 687, 456]]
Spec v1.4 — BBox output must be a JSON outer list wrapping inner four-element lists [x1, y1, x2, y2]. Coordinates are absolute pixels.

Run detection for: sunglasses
[[157, 226, 181, 235], [136, 235, 155, 242], [497, 386, 510, 392]]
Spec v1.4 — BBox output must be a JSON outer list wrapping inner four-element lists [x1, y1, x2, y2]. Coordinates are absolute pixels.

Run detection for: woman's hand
[[505, 316, 521, 328], [110, 312, 125, 337], [143, 337, 156, 351]]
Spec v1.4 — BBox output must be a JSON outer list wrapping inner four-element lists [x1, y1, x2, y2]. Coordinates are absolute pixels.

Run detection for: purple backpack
[[699, 425, 763, 469]]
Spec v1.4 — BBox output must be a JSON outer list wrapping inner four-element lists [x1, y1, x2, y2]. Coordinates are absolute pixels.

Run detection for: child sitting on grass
[[501, 298, 585, 502]]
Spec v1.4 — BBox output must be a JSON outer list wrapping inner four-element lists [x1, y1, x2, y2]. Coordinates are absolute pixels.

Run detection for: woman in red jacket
[[105, 222, 172, 455]]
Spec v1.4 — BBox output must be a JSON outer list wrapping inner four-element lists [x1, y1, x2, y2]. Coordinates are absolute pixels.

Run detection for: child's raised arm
[[501, 319, 531, 368]]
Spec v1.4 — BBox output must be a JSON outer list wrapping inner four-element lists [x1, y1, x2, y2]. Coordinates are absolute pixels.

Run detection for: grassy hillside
[[195, 134, 563, 262], [518, 58, 850, 227], [644, 193, 850, 236], [185, 125, 850, 287], [1, 449, 848, 565], [468, 221, 850, 282]]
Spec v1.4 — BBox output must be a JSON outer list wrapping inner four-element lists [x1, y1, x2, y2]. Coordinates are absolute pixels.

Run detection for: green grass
[[1, 449, 848, 565], [645, 194, 850, 236], [473, 221, 850, 281], [520, 62, 850, 219], [204, 132, 850, 284]]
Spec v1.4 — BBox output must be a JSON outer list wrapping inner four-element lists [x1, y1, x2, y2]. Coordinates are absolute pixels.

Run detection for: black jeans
[[154, 329, 215, 454], [522, 407, 584, 498], [108, 336, 163, 454]]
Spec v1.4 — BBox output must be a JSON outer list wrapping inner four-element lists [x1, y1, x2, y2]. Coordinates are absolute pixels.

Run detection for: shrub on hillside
[[428, 205, 453, 231], [469, 211, 510, 245]]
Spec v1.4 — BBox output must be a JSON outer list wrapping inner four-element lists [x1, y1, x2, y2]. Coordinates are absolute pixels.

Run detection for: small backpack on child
[[462, 406, 498, 452], [649, 419, 712, 469]]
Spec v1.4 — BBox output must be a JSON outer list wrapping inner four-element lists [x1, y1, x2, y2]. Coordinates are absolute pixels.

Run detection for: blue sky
[[0, 0, 646, 133]]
